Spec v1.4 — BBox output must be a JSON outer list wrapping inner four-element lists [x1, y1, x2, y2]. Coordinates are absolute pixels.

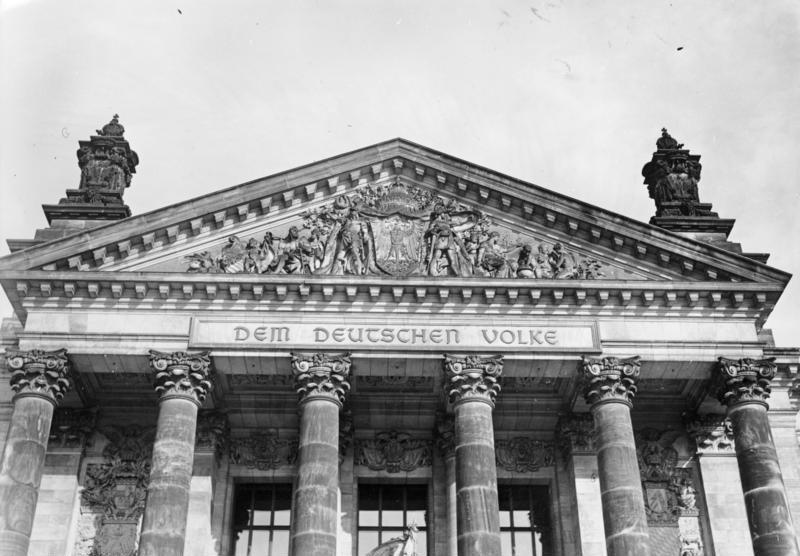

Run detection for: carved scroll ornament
[[149, 350, 213, 405], [355, 431, 432, 473], [443, 354, 503, 406], [580, 356, 641, 406], [5, 348, 71, 402], [185, 182, 605, 279], [291, 352, 351, 404], [714, 357, 776, 406]]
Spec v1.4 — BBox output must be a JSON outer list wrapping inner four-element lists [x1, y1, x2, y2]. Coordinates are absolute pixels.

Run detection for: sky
[[0, 0, 798, 345]]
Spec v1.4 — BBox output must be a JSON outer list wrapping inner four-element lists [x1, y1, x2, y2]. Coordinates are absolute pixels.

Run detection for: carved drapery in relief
[[355, 431, 432, 473], [185, 181, 606, 279]]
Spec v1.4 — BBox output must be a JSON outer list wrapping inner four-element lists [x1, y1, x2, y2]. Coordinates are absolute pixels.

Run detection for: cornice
[[0, 139, 789, 289], [1, 271, 783, 325]]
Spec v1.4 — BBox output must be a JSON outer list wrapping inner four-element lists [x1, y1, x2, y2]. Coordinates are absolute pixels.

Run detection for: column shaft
[[0, 397, 54, 556], [455, 400, 501, 556], [138, 397, 199, 556], [290, 398, 340, 556], [592, 401, 650, 556], [445, 453, 457, 556], [729, 403, 800, 556]]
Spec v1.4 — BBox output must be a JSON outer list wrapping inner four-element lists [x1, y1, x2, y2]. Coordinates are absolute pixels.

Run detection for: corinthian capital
[[443, 354, 503, 407], [714, 357, 776, 407], [149, 350, 213, 405], [290, 352, 351, 405], [684, 413, 734, 454], [5, 349, 71, 403], [580, 356, 641, 406]]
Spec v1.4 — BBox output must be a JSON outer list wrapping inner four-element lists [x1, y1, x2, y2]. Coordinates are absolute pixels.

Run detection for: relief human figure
[[424, 207, 474, 277], [475, 231, 511, 277], [219, 236, 246, 273], [330, 201, 372, 275], [516, 244, 535, 278], [273, 226, 317, 274]]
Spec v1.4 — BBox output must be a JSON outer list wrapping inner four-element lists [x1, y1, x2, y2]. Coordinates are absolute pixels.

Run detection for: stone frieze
[[185, 182, 605, 279]]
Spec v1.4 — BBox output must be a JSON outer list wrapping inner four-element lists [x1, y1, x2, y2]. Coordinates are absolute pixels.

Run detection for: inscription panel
[[189, 318, 599, 352]]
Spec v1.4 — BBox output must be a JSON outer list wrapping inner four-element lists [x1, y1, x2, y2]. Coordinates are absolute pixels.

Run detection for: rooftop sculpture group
[[642, 128, 715, 218], [186, 181, 603, 279]]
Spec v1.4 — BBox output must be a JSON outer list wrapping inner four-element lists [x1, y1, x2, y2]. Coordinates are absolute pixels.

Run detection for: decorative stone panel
[[355, 431, 432, 472]]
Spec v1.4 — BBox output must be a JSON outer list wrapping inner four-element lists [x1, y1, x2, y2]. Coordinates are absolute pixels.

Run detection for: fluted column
[[436, 412, 457, 556], [581, 356, 651, 556], [0, 349, 70, 556], [444, 354, 503, 556], [289, 352, 351, 556], [138, 350, 212, 556], [713, 357, 800, 556]]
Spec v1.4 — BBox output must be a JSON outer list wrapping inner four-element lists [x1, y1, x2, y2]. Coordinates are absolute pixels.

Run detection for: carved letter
[[529, 329, 544, 344], [332, 328, 346, 342], [366, 328, 380, 343], [500, 330, 515, 344], [347, 328, 363, 343], [254, 326, 267, 341], [429, 329, 443, 344], [314, 327, 329, 342], [411, 329, 426, 344], [234, 326, 250, 341], [545, 330, 558, 345], [481, 329, 499, 344], [381, 329, 395, 343], [397, 329, 410, 343], [446, 329, 460, 344], [271, 327, 289, 342]]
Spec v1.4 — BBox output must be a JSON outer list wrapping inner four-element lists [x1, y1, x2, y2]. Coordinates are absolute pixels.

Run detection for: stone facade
[[0, 126, 798, 556]]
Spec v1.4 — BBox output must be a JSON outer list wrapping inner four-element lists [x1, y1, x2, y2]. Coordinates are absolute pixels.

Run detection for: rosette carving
[[580, 356, 641, 406], [290, 352, 351, 404], [148, 350, 212, 404], [443, 354, 503, 406], [5, 348, 71, 402], [714, 357, 776, 406]]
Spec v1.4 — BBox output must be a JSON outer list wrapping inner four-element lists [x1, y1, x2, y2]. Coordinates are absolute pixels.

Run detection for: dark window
[[232, 484, 292, 556], [357, 483, 428, 556], [498, 484, 553, 556]]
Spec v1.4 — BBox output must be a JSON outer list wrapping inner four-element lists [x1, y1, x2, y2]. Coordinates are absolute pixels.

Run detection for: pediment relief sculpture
[[185, 181, 608, 279]]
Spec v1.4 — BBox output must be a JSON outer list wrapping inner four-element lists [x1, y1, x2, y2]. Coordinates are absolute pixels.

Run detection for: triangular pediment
[[0, 139, 789, 289]]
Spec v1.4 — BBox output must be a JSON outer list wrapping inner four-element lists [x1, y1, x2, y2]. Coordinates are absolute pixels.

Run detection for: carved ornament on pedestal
[[355, 431, 432, 473], [5, 348, 71, 402], [229, 432, 298, 470], [443, 354, 503, 406], [185, 180, 607, 279], [713, 357, 776, 406], [435, 411, 455, 459], [49, 408, 97, 450], [555, 413, 595, 460], [339, 408, 354, 464], [195, 410, 229, 457], [642, 129, 714, 218], [76, 425, 155, 556], [290, 352, 351, 405], [635, 428, 698, 526], [580, 355, 641, 406], [81, 425, 155, 520], [148, 350, 213, 405], [684, 413, 735, 454], [495, 438, 555, 472]]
